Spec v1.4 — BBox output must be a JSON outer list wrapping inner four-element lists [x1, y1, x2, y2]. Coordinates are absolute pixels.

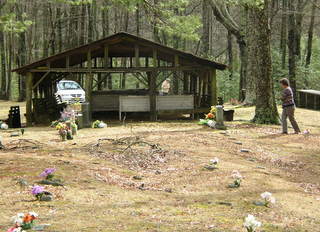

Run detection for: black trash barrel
[[223, 109, 235, 122], [8, 106, 21, 128]]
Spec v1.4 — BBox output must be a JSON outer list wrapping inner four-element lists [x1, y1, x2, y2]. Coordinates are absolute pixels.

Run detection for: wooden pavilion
[[297, 90, 320, 110], [13, 32, 226, 126]]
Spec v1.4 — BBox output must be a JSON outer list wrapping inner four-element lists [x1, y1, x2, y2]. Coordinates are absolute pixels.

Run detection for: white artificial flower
[[12, 213, 24, 225], [29, 212, 38, 217], [243, 214, 262, 231], [231, 170, 242, 179], [261, 192, 272, 199], [13, 228, 22, 232], [210, 157, 219, 165], [207, 120, 216, 128], [261, 192, 276, 204], [269, 196, 276, 204]]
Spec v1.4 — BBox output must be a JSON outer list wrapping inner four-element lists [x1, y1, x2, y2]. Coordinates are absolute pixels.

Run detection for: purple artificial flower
[[40, 168, 56, 178], [31, 185, 44, 195]]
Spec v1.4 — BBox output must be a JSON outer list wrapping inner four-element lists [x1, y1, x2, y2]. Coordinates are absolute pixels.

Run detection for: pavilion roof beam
[[29, 66, 207, 73]]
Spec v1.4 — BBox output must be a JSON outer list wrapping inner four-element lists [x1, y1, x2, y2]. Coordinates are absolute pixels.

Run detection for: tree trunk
[[238, 39, 247, 102], [305, 0, 316, 67], [288, 0, 297, 97], [249, 1, 279, 124], [227, 31, 233, 80], [136, 3, 140, 36], [201, 0, 210, 57], [280, 0, 287, 69], [57, 7, 63, 53], [0, 31, 6, 99]]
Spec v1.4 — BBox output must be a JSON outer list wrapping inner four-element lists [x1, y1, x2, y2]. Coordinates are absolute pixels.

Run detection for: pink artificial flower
[[7, 228, 17, 232]]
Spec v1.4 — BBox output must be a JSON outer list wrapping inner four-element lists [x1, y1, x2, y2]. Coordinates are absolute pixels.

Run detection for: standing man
[[161, 78, 171, 96], [280, 78, 301, 134]]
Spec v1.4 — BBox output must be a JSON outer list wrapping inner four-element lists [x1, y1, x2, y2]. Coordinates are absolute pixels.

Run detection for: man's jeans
[[282, 106, 301, 133]]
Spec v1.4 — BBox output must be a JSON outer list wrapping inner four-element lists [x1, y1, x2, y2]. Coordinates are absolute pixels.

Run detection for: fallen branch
[[6, 139, 43, 150]]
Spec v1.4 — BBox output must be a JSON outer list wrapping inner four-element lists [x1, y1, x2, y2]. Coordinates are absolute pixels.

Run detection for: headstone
[[215, 105, 226, 130]]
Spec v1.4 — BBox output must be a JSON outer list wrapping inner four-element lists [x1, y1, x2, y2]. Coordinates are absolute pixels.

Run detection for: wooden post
[[85, 50, 93, 103], [66, 56, 70, 68], [203, 71, 209, 96], [135, 44, 140, 67], [104, 45, 109, 68], [26, 72, 33, 127], [153, 49, 157, 67], [211, 68, 217, 106], [148, 71, 157, 121], [305, 93, 308, 108], [173, 55, 179, 94], [183, 72, 189, 94]]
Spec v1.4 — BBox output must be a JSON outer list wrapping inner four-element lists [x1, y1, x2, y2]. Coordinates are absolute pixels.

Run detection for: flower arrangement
[[92, 120, 107, 128], [260, 192, 276, 207], [207, 106, 217, 119], [0, 121, 9, 130], [7, 212, 38, 232], [243, 214, 262, 232], [31, 185, 53, 201], [206, 112, 215, 120], [40, 168, 56, 180], [50, 120, 59, 128], [55, 122, 75, 141], [70, 122, 78, 135], [37, 168, 63, 187], [204, 157, 219, 170], [229, 170, 243, 188], [198, 106, 217, 128], [31, 185, 45, 200], [210, 157, 219, 166], [55, 122, 68, 141]]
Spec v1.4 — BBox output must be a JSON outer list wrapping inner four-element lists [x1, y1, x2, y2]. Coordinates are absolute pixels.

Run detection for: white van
[[55, 80, 86, 104]]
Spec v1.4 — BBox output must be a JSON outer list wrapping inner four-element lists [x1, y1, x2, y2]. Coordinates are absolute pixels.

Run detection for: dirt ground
[[0, 102, 320, 232]]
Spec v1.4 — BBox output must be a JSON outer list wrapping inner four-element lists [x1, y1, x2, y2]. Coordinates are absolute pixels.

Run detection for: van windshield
[[59, 82, 81, 90]]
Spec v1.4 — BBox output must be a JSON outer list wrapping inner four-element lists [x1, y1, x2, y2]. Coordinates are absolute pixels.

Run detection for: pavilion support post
[[173, 55, 179, 94], [153, 49, 158, 67], [210, 68, 217, 106], [26, 72, 33, 127], [197, 74, 203, 108], [104, 45, 109, 68], [66, 56, 70, 68], [135, 44, 140, 67], [148, 71, 157, 121], [183, 72, 189, 94], [85, 49, 93, 110], [203, 71, 209, 96]]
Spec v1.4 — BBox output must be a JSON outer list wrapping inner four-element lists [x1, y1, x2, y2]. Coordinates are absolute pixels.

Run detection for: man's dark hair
[[279, 78, 290, 86]]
